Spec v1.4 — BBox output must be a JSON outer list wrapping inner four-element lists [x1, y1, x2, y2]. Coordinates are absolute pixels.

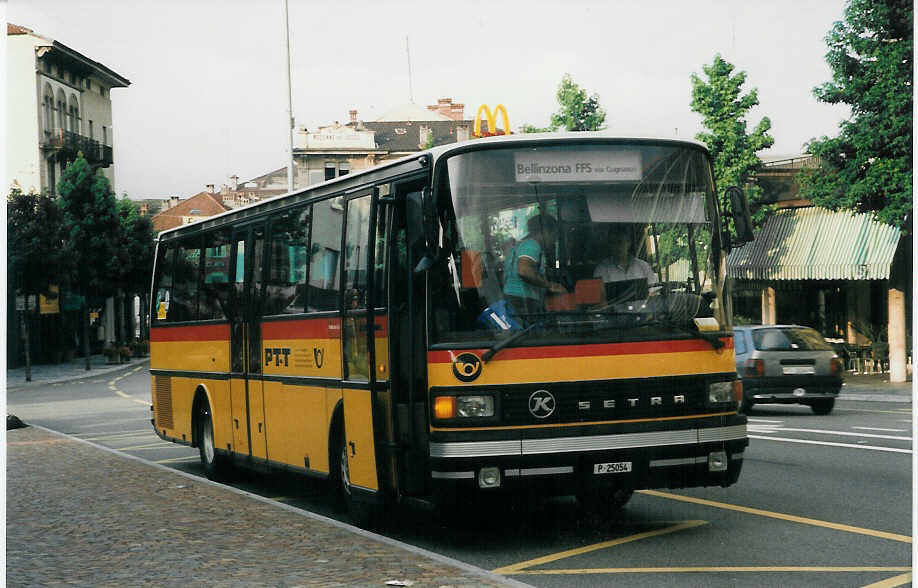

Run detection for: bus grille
[[500, 375, 710, 425], [154, 376, 174, 429]]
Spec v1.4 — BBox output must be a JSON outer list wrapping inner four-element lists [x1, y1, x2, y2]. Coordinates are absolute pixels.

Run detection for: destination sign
[[514, 150, 642, 183]]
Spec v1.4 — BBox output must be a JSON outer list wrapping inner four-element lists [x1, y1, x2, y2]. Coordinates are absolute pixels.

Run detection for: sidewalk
[[839, 372, 914, 403], [6, 425, 525, 587], [5, 354, 148, 390]]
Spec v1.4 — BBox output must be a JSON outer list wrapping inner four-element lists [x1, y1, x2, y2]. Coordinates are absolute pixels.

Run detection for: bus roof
[[156, 132, 710, 241]]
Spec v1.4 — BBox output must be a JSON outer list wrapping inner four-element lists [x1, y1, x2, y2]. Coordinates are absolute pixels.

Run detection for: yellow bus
[[150, 133, 751, 525]]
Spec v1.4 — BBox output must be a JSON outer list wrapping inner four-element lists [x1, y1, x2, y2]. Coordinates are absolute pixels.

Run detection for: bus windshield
[[429, 141, 726, 348]]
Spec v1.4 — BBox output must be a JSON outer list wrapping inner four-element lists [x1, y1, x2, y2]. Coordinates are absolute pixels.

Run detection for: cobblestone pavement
[[6, 426, 527, 588]]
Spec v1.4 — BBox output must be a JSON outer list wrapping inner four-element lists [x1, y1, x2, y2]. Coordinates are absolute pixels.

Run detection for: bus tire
[[810, 398, 835, 415], [198, 401, 233, 482], [578, 488, 634, 518], [332, 426, 380, 529]]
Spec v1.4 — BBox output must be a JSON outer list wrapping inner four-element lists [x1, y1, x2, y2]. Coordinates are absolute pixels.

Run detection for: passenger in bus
[[502, 212, 567, 314], [593, 224, 658, 285]]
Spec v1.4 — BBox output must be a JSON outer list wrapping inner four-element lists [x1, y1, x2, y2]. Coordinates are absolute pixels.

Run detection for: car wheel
[[198, 403, 233, 481], [810, 398, 835, 415]]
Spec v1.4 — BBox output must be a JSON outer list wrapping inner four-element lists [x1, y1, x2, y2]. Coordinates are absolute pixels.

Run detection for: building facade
[[6, 23, 130, 195], [226, 98, 475, 203], [727, 155, 911, 382]]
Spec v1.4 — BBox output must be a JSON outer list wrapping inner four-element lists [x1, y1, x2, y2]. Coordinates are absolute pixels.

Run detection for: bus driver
[[593, 224, 658, 285]]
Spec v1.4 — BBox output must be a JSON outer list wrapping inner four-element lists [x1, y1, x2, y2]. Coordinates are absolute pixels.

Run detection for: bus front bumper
[[427, 418, 747, 497]]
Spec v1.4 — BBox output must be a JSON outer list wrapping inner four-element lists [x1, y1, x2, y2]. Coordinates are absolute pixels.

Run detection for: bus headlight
[[433, 395, 495, 419], [708, 381, 735, 405]]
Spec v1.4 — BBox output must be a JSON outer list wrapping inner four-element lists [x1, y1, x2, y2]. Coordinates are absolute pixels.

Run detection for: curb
[[6, 358, 150, 391]]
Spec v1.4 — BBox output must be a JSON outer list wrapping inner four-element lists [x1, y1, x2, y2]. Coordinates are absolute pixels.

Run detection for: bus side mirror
[[726, 186, 755, 246]]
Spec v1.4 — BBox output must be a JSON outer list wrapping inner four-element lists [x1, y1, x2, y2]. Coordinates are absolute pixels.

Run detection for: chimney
[[349, 109, 358, 123], [230, 174, 239, 190], [450, 103, 465, 120], [206, 184, 215, 193]]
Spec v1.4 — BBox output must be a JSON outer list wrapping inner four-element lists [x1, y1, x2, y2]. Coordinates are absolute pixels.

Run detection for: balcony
[[41, 128, 112, 167]]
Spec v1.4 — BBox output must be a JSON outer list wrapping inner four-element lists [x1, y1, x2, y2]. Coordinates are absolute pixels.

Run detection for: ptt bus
[[150, 133, 751, 525]]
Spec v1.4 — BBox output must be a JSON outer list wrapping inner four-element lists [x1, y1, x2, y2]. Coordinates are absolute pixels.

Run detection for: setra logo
[[452, 353, 482, 382], [529, 390, 556, 419]]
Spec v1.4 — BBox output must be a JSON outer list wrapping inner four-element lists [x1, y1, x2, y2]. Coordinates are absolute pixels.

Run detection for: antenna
[[406, 35, 414, 103]]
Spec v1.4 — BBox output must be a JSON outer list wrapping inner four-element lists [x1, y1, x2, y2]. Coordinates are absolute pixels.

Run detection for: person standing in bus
[[503, 212, 567, 314]]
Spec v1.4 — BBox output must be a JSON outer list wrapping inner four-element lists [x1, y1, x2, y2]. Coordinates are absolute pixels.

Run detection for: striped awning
[[727, 207, 901, 281]]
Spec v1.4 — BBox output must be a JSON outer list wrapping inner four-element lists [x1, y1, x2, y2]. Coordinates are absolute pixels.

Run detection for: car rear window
[[752, 328, 832, 351]]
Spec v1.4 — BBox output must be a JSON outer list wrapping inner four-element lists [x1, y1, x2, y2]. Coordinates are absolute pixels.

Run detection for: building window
[[324, 163, 336, 181], [88, 120, 94, 140], [339, 162, 350, 176], [99, 85, 106, 97]]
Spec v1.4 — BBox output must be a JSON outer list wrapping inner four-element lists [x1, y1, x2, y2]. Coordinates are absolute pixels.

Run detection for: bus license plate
[[594, 462, 632, 474]]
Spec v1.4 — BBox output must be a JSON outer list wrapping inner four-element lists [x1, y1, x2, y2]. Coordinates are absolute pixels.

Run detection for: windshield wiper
[[481, 316, 610, 363], [482, 317, 554, 363], [642, 318, 724, 350]]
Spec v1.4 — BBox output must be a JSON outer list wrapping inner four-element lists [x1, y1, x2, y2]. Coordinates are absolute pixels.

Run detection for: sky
[[7, 0, 851, 200]]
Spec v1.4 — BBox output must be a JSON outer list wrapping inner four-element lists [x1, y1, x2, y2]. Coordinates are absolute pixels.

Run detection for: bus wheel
[[810, 398, 835, 415], [578, 488, 634, 519], [332, 428, 380, 529], [198, 403, 232, 482]]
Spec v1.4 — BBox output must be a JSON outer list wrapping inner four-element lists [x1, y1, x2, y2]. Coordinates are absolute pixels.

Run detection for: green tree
[[691, 54, 775, 229], [115, 198, 156, 342], [7, 188, 67, 376], [797, 0, 912, 233], [58, 154, 121, 369], [522, 74, 607, 132]]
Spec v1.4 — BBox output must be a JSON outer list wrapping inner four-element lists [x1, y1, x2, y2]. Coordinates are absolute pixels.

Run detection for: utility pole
[[406, 35, 414, 103], [283, 0, 295, 192]]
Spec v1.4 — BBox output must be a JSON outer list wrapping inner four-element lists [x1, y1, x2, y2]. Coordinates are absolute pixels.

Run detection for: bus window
[[343, 194, 373, 380], [308, 199, 343, 311], [265, 205, 310, 315], [200, 229, 232, 320], [152, 244, 175, 323], [171, 237, 202, 322]]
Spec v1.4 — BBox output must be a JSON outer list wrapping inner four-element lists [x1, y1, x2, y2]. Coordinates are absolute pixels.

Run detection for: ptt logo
[[452, 353, 482, 382], [265, 347, 291, 367]]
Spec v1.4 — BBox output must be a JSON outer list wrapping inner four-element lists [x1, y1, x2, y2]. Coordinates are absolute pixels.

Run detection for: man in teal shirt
[[503, 213, 567, 315]]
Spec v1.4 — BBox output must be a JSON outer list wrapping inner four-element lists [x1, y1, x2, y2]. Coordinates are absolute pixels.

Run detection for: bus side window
[[265, 205, 310, 316], [153, 244, 175, 323], [342, 194, 373, 380], [171, 237, 202, 322], [201, 229, 232, 320], [308, 199, 342, 311]]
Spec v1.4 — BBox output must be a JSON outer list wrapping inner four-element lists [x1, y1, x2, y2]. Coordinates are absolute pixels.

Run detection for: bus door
[[229, 222, 268, 461], [388, 178, 430, 497]]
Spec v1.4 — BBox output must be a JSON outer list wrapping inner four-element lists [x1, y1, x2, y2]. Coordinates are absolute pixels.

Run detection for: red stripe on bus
[[150, 324, 230, 342], [262, 318, 342, 340], [427, 338, 732, 363]]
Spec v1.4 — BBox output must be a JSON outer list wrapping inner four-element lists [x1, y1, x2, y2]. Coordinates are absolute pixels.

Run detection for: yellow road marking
[[492, 520, 707, 574], [640, 490, 912, 543], [154, 455, 200, 464], [116, 442, 174, 451], [861, 571, 913, 587], [108, 366, 152, 406], [508, 566, 912, 576]]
